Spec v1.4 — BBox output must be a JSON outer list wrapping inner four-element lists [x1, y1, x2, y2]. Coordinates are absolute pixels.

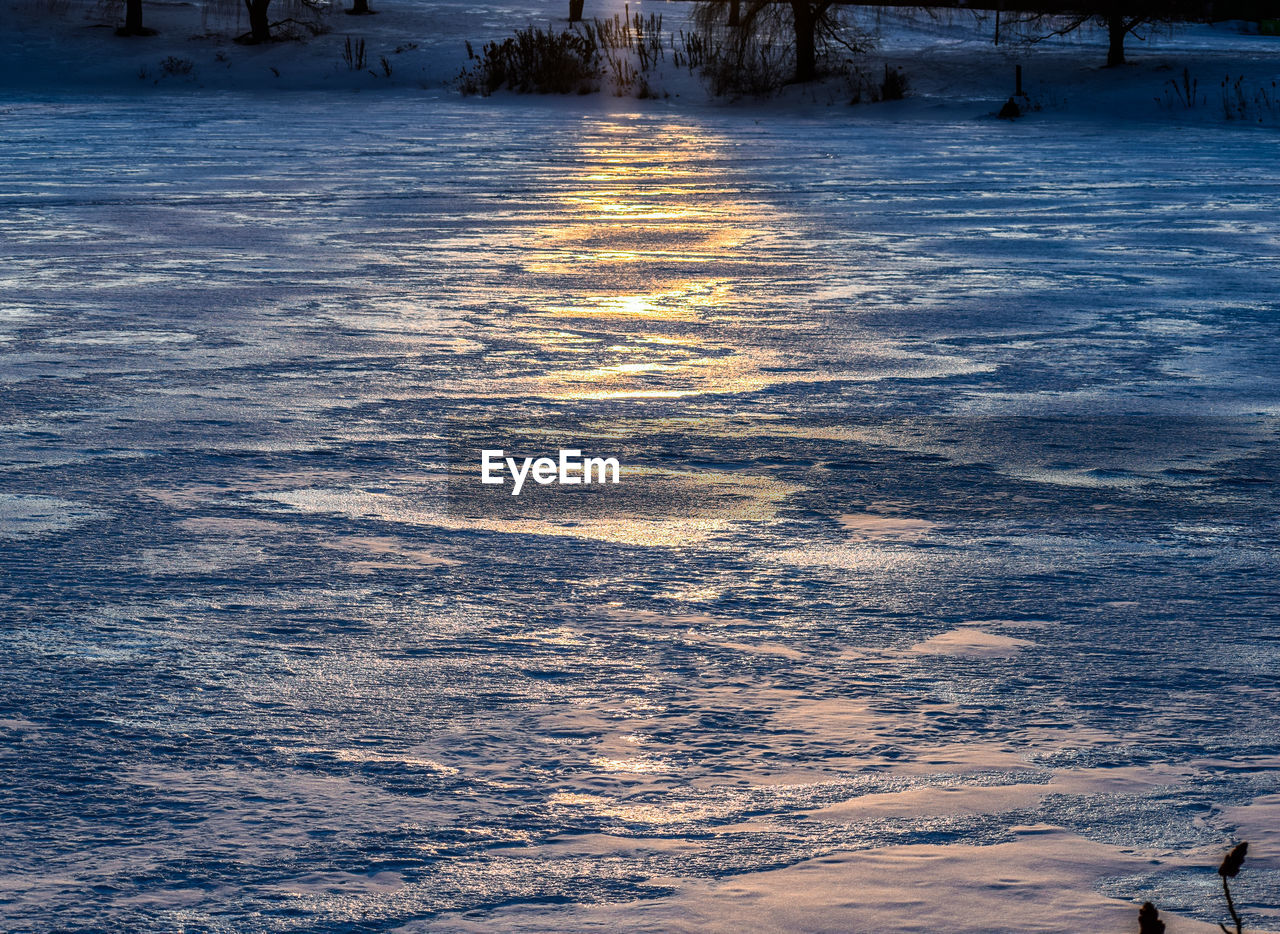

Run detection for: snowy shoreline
[[5, 0, 1280, 129]]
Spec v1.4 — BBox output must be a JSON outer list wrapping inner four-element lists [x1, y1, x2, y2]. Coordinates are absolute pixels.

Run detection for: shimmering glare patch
[[0, 305, 43, 322], [654, 584, 723, 602], [535, 283, 729, 320], [909, 629, 1036, 658], [323, 534, 461, 569], [134, 541, 269, 575], [330, 749, 459, 774], [588, 756, 673, 775], [548, 792, 732, 825], [838, 513, 936, 540], [545, 354, 776, 401], [46, 330, 198, 345], [765, 542, 935, 570], [0, 494, 104, 538], [259, 466, 802, 547]]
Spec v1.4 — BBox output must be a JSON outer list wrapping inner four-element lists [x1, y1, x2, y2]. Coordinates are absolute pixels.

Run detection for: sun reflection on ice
[[517, 119, 781, 402]]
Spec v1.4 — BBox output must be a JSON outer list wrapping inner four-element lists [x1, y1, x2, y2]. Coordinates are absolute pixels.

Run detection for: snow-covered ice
[[1, 2, 1279, 931]]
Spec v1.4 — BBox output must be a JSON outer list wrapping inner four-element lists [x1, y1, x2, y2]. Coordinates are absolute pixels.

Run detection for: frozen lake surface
[[1, 94, 1279, 932]]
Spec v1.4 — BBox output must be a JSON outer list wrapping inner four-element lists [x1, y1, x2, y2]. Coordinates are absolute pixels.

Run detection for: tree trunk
[[728, 0, 739, 27], [124, 0, 143, 32], [116, 0, 155, 35], [568, 0, 583, 23], [1106, 14, 1126, 67], [245, 0, 271, 42], [791, 2, 816, 83], [348, 0, 371, 13]]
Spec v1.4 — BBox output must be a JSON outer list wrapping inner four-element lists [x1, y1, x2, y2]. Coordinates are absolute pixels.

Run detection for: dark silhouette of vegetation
[[967, 1, 1280, 66], [516, 1, 1280, 85], [458, 26, 600, 94], [463, 1, 1280, 95], [243, 0, 272, 42], [232, 0, 329, 44], [879, 62, 908, 99], [1138, 902, 1165, 934], [694, 0, 858, 83], [1218, 841, 1248, 934], [998, 96, 1022, 118], [1139, 842, 1251, 934], [460, 11, 669, 96], [1160, 67, 1200, 109], [160, 55, 193, 75], [689, 0, 876, 90], [584, 11, 666, 96], [688, 3, 791, 94], [1220, 75, 1280, 121], [691, 1, 1280, 72], [341, 35, 366, 69], [998, 4, 1171, 67]]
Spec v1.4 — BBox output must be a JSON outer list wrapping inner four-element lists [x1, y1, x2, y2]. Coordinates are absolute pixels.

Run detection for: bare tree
[[1000, 2, 1186, 67], [696, 0, 869, 83], [790, 1, 828, 80]]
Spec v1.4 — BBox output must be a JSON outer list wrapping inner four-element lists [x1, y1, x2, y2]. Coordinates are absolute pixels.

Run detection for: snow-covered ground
[[4, 0, 1280, 120], [2, 2, 1280, 932]]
